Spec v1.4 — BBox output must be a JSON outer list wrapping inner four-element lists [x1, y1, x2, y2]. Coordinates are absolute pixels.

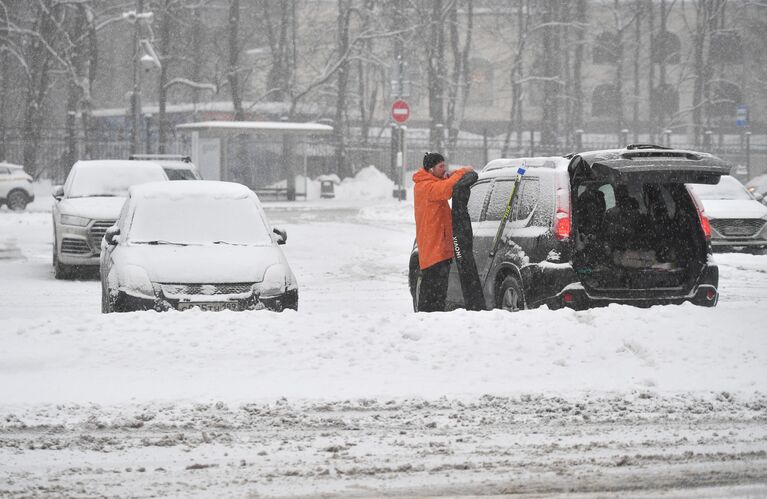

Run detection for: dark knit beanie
[[423, 152, 445, 171]]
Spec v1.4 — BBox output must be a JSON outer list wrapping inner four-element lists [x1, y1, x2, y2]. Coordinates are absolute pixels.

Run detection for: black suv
[[409, 146, 730, 311]]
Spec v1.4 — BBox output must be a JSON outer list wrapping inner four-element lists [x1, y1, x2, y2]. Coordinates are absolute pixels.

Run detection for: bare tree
[[228, 0, 244, 120], [445, 0, 473, 151]]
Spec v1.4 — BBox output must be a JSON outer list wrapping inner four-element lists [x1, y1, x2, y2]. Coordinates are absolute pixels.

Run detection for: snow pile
[[334, 165, 395, 200], [267, 166, 396, 201], [1, 302, 766, 406]]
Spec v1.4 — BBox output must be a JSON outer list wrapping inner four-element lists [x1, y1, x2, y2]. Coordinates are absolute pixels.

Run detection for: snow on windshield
[[689, 176, 752, 201], [128, 195, 272, 246], [68, 165, 167, 198]]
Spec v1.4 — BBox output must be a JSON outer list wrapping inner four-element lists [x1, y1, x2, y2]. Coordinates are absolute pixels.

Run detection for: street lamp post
[[123, 2, 159, 155]]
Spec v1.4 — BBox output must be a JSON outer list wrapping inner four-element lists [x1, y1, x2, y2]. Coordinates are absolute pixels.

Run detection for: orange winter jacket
[[412, 167, 472, 270]]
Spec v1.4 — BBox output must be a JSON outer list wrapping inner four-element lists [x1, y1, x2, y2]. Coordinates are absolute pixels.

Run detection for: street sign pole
[[400, 126, 407, 201], [391, 99, 411, 201]]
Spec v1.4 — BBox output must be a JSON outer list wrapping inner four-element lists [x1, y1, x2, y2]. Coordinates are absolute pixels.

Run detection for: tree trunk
[[333, 0, 351, 179], [157, 0, 174, 153], [22, 0, 56, 177], [427, 0, 446, 151], [633, 0, 641, 143], [228, 0, 244, 120], [540, 0, 560, 147], [573, 0, 586, 135], [614, 0, 625, 141], [645, 0, 654, 141]]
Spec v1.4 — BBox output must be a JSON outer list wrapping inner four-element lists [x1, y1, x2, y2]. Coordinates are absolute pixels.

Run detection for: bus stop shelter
[[176, 121, 334, 200]]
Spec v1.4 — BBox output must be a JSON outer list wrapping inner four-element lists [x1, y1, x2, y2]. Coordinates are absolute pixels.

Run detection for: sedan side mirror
[[105, 226, 121, 246], [52, 185, 64, 201], [273, 227, 287, 245]]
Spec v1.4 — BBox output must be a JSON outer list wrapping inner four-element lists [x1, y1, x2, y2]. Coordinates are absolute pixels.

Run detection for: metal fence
[[2, 127, 766, 186]]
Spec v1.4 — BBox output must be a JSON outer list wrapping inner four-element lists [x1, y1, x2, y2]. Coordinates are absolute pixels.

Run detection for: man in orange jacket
[[413, 152, 473, 312]]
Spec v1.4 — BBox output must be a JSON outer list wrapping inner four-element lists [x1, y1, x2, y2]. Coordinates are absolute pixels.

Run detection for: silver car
[[0, 162, 34, 211], [129, 154, 202, 180], [52, 160, 168, 278], [688, 175, 767, 252], [100, 180, 298, 313]]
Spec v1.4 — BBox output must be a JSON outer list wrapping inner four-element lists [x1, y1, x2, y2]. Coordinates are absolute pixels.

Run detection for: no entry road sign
[[391, 99, 410, 124]]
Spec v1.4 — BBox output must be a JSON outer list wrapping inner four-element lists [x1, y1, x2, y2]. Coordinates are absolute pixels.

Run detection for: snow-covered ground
[[1, 176, 766, 497]]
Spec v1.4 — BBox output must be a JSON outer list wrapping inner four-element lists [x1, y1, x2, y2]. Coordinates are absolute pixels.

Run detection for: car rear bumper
[[710, 238, 767, 249], [532, 263, 719, 310]]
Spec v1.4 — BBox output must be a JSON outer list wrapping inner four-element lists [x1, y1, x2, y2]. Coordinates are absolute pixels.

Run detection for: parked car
[[52, 160, 168, 279], [745, 174, 767, 205], [0, 162, 34, 211], [100, 180, 298, 313], [409, 145, 729, 312], [129, 154, 202, 180], [687, 175, 767, 252]]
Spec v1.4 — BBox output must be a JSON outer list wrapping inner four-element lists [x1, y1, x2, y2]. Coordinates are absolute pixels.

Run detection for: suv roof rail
[[129, 154, 192, 163], [625, 143, 670, 150]]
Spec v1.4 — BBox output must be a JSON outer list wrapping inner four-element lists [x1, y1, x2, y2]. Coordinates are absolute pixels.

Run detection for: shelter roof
[[176, 121, 333, 134]]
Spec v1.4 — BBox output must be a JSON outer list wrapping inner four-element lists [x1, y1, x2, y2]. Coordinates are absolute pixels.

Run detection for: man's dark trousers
[[417, 259, 451, 312]]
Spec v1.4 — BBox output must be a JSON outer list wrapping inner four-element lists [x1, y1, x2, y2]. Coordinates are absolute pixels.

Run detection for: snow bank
[[1, 302, 765, 406], [269, 165, 398, 201]]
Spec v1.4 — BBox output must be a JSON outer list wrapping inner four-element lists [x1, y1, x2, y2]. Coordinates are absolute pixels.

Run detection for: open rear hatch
[[569, 146, 730, 298]]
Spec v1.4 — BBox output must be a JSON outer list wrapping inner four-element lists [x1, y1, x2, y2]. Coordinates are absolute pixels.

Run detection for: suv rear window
[[485, 178, 539, 222]]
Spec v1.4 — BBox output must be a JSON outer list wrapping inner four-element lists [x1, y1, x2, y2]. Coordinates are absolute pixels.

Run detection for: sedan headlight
[[60, 214, 91, 227], [117, 265, 156, 300], [261, 264, 288, 297]]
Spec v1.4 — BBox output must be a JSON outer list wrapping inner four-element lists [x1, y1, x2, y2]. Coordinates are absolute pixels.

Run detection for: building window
[[591, 83, 619, 117], [710, 30, 743, 64], [468, 58, 494, 107], [593, 32, 618, 64], [708, 81, 742, 116], [652, 31, 681, 64]]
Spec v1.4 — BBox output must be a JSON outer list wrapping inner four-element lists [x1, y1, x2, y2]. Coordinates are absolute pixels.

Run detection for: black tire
[[53, 251, 71, 280], [497, 274, 525, 312], [7, 190, 29, 211]]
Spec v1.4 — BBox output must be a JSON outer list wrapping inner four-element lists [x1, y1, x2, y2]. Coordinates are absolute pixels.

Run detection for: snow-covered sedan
[[688, 175, 767, 252], [100, 181, 298, 313], [52, 160, 169, 279]]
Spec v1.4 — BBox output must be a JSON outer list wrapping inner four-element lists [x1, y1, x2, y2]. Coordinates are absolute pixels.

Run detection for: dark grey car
[[409, 146, 730, 311]]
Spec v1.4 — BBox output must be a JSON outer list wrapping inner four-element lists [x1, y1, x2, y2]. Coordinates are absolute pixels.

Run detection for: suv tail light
[[686, 185, 711, 241], [553, 173, 571, 241]]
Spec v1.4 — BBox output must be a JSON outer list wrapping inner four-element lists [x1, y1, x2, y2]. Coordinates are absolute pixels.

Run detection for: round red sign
[[391, 99, 410, 124]]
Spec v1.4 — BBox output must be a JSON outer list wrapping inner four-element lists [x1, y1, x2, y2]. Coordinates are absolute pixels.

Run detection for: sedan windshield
[[128, 195, 273, 246], [688, 176, 753, 201], [68, 166, 167, 198]]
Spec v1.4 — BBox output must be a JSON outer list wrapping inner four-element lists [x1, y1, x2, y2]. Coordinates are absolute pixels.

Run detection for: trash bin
[[320, 179, 335, 199]]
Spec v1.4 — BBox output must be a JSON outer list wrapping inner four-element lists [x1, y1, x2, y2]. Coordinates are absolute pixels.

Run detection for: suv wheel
[[7, 190, 29, 211], [497, 275, 524, 312]]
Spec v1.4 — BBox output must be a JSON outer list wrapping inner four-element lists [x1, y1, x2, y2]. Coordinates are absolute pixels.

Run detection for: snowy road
[[1, 197, 767, 497]]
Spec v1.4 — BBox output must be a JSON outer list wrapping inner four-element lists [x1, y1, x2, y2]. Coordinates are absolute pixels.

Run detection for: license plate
[[177, 301, 240, 312]]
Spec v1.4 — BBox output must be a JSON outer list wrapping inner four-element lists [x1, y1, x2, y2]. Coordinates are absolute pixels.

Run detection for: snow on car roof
[[0, 161, 24, 169], [130, 180, 252, 199], [74, 159, 165, 171]]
